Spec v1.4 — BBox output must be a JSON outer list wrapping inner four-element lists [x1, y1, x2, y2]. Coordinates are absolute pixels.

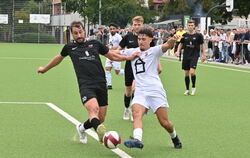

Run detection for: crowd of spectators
[[87, 24, 250, 65]]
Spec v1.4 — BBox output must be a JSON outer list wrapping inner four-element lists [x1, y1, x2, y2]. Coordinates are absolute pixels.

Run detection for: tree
[[160, 0, 192, 20], [159, 0, 250, 25], [62, 0, 156, 28], [206, 0, 250, 24]]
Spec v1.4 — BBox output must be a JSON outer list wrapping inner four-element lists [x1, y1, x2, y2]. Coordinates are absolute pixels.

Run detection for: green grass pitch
[[0, 43, 250, 158]]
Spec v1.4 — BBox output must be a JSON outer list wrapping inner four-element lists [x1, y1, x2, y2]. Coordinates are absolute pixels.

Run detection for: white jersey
[[105, 33, 123, 68], [108, 33, 122, 49], [123, 45, 169, 111], [123, 45, 164, 92]]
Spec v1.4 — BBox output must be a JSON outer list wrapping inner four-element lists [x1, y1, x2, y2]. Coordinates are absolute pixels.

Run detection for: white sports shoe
[[191, 88, 196, 96], [184, 90, 190, 96], [123, 108, 130, 120], [76, 124, 87, 144]]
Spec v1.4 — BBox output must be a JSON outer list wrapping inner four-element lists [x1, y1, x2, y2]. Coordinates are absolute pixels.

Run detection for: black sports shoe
[[107, 85, 112, 90], [171, 135, 182, 149]]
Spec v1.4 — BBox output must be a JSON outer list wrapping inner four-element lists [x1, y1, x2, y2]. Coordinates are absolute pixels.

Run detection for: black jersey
[[119, 32, 155, 49], [180, 33, 204, 59], [60, 40, 109, 86]]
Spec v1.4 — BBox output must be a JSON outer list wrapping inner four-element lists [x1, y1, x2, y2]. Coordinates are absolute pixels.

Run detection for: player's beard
[[111, 32, 116, 36], [76, 37, 85, 43]]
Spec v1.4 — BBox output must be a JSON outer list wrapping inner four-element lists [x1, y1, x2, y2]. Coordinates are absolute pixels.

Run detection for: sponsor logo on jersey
[[82, 96, 87, 102], [85, 51, 89, 56], [72, 47, 78, 50], [129, 41, 134, 43]]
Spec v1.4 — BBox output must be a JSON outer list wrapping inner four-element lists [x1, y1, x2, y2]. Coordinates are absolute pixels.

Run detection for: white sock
[[169, 129, 177, 139], [133, 128, 143, 141], [105, 70, 112, 85], [118, 69, 124, 75], [79, 123, 85, 132]]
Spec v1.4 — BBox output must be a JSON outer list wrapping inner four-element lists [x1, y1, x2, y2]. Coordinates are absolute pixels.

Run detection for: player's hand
[[176, 51, 180, 57], [37, 66, 47, 74], [126, 52, 141, 60], [167, 35, 179, 47], [201, 54, 206, 62]]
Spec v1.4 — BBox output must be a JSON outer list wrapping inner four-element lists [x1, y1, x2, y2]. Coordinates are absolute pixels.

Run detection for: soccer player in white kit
[[123, 28, 182, 149], [105, 23, 124, 89]]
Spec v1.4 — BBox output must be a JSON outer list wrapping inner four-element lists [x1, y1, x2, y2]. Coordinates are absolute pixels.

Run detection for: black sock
[[83, 119, 92, 130], [191, 75, 196, 88], [124, 94, 131, 108], [185, 76, 190, 90], [90, 118, 101, 131]]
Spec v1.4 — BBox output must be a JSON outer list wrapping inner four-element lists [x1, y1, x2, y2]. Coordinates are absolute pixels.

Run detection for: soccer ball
[[103, 131, 121, 149]]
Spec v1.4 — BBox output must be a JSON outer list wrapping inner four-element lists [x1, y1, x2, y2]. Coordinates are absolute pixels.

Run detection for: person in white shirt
[[122, 28, 182, 149], [105, 23, 124, 89]]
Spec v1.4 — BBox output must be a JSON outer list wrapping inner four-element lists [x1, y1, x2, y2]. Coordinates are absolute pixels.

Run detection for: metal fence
[[0, 0, 61, 44]]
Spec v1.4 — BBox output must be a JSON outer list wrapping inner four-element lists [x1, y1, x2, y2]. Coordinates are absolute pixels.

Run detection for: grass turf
[[0, 43, 250, 158]]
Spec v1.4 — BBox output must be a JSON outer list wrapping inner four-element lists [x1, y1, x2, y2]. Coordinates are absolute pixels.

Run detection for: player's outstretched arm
[[162, 35, 179, 52], [105, 50, 139, 61], [176, 43, 183, 57], [200, 43, 207, 62], [37, 54, 65, 73]]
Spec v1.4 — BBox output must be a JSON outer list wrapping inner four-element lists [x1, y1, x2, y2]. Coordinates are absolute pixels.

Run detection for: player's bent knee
[[89, 106, 99, 115], [132, 110, 143, 120]]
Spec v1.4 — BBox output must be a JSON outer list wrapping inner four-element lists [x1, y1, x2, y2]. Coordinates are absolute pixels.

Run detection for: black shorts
[[124, 60, 134, 86], [79, 83, 108, 106], [182, 57, 199, 70]]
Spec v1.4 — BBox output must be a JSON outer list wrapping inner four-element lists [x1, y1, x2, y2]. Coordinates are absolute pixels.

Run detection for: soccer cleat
[[76, 124, 87, 144], [107, 85, 112, 90], [184, 90, 190, 96], [124, 138, 144, 149], [190, 88, 196, 96], [171, 135, 182, 149], [96, 124, 106, 143], [123, 108, 130, 120]]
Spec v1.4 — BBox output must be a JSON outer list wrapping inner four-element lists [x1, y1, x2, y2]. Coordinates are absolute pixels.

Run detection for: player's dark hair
[[188, 19, 195, 25], [70, 21, 84, 32], [138, 28, 153, 38], [109, 23, 119, 28]]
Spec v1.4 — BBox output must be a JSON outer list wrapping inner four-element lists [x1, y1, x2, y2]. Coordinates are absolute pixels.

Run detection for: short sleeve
[[119, 35, 128, 48], [154, 45, 163, 57], [97, 41, 109, 55], [60, 45, 69, 57], [180, 33, 186, 43], [198, 34, 204, 45]]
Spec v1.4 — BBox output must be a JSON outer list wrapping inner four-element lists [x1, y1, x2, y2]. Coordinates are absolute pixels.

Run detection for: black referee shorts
[[124, 60, 134, 87], [79, 82, 108, 106], [182, 57, 199, 70]]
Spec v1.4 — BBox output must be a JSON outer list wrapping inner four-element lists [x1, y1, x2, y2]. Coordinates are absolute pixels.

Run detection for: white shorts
[[131, 89, 169, 113], [105, 58, 122, 70]]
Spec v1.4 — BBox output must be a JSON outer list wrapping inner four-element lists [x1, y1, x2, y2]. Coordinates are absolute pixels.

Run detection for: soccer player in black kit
[[176, 20, 206, 96], [37, 21, 139, 144]]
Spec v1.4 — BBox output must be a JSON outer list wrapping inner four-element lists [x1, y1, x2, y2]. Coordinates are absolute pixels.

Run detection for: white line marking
[[161, 58, 250, 74], [0, 101, 132, 158], [0, 57, 71, 61]]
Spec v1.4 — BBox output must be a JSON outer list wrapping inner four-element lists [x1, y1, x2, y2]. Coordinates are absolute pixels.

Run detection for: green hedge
[[15, 33, 57, 43]]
